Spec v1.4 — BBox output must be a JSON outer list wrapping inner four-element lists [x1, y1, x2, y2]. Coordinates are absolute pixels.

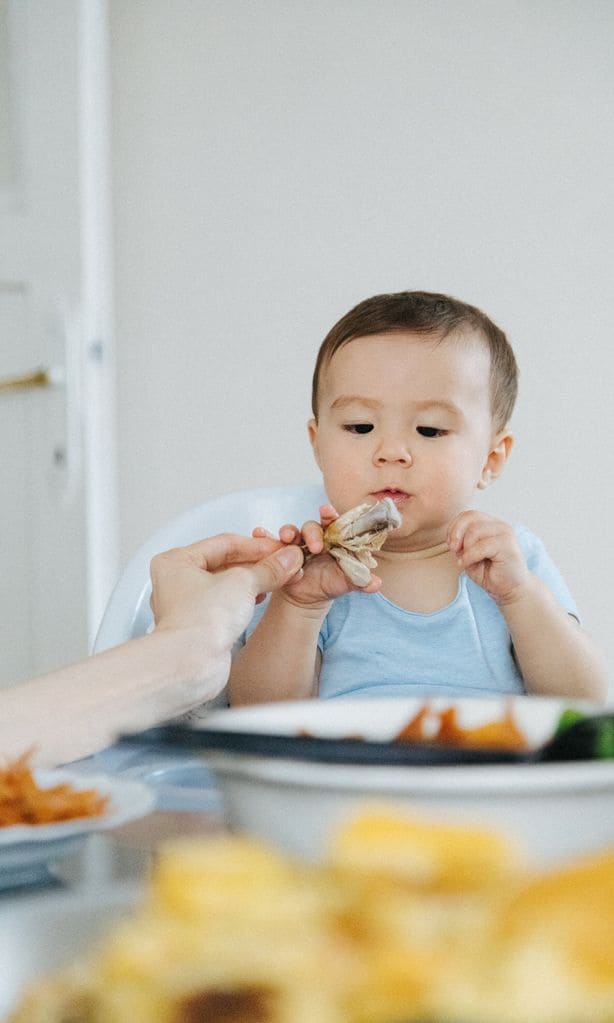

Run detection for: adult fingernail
[[276, 547, 303, 570]]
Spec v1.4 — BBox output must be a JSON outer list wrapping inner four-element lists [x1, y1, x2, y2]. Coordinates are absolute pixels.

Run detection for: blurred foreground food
[[11, 807, 614, 1023]]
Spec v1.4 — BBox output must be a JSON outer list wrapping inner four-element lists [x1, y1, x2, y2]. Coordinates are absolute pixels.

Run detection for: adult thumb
[[250, 545, 304, 595]]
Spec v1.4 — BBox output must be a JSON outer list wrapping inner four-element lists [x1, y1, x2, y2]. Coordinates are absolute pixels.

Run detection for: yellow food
[[10, 808, 614, 1023]]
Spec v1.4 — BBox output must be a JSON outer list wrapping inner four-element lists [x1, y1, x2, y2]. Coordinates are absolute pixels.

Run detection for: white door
[[0, 0, 118, 687]]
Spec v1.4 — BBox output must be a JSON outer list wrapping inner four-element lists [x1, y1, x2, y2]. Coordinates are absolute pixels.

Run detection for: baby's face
[[308, 331, 502, 551]]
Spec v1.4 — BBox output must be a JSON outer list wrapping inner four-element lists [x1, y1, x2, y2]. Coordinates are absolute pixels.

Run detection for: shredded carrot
[[393, 703, 431, 743], [0, 751, 109, 827], [394, 702, 529, 751]]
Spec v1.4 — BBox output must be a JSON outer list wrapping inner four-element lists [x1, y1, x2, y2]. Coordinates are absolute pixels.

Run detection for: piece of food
[[549, 709, 614, 760], [394, 702, 530, 752], [299, 701, 530, 753], [10, 809, 614, 1023], [308, 497, 402, 586], [429, 846, 614, 1023], [0, 752, 108, 827]]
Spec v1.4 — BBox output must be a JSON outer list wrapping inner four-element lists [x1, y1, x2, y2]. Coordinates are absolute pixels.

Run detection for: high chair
[[93, 483, 326, 654], [89, 484, 325, 795]]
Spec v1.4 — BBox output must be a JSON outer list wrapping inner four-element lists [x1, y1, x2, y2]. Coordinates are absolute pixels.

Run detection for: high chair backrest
[[93, 483, 326, 653]]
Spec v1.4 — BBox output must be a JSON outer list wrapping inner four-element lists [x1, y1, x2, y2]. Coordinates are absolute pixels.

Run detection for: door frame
[[1, 0, 119, 679], [78, 0, 120, 647]]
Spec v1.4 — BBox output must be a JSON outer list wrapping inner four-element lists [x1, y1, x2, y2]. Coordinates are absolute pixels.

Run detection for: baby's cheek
[[436, 464, 475, 504], [326, 477, 362, 513]]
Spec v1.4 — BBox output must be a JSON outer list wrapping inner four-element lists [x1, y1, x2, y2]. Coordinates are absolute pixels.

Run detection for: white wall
[[109, 0, 614, 686]]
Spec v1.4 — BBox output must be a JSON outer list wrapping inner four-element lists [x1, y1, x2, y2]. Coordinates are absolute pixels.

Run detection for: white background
[[108, 1, 613, 688]]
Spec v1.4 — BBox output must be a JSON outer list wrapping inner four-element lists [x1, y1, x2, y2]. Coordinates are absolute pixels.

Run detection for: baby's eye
[[416, 426, 448, 438], [344, 423, 374, 435]]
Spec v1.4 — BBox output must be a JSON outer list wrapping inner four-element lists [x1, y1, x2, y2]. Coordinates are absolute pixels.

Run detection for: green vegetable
[[554, 708, 586, 737], [595, 718, 614, 759]]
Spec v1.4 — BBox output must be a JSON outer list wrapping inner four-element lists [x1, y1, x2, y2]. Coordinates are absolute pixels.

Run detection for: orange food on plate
[[394, 702, 529, 751], [0, 752, 109, 827]]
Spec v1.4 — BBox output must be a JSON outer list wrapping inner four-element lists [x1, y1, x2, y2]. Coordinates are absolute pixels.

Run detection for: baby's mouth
[[371, 489, 410, 505]]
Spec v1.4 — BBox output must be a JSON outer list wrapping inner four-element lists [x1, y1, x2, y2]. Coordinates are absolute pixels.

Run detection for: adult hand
[[150, 533, 304, 656], [0, 535, 304, 767]]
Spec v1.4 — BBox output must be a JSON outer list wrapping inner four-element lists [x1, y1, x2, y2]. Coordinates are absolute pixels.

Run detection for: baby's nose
[[373, 437, 412, 465]]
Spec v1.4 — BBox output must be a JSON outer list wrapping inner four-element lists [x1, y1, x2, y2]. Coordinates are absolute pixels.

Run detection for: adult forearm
[[500, 576, 609, 702], [0, 628, 227, 767], [229, 593, 328, 705]]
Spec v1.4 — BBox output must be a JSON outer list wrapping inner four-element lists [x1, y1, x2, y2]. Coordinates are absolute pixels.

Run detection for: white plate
[[202, 694, 596, 748], [185, 696, 614, 864], [0, 769, 155, 890]]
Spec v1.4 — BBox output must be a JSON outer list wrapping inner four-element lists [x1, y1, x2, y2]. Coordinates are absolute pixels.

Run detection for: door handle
[[0, 366, 64, 394]]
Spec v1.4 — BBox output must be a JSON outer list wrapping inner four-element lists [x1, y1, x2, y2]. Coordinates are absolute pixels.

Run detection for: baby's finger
[[448, 512, 498, 554], [447, 511, 481, 552], [252, 526, 276, 540], [278, 523, 302, 545], [461, 518, 511, 553], [353, 573, 382, 594], [319, 503, 339, 529], [301, 518, 325, 554], [457, 534, 503, 570]]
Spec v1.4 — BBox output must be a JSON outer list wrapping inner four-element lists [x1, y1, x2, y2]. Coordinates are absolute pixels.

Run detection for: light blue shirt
[[245, 525, 578, 700]]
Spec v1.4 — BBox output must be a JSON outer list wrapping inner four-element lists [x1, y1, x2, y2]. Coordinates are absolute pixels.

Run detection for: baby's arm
[[448, 512, 608, 702], [228, 590, 328, 704], [493, 573, 607, 701], [228, 507, 381, 705]]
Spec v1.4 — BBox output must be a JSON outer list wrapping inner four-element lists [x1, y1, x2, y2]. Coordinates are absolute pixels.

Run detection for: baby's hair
[[311, 291, 518, 431]]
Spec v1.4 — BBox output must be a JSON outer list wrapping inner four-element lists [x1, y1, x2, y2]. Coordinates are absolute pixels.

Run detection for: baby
[[229, 291, 607, 704]]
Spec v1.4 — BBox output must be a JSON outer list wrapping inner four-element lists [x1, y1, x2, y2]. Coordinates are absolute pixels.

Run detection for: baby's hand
[[447, 511, 529, 605], [252, 504, 381, 609]]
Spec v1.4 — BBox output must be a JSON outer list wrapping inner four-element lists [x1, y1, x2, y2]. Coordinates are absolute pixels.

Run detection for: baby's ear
[[307, 418, 321, 468], [478, 432, 513, 489]]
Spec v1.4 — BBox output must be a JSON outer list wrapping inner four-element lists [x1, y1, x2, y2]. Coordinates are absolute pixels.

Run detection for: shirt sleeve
[[515, 524, 579, 620]]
